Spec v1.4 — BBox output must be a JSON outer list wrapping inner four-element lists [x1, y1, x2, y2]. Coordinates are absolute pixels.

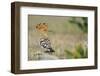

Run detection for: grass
[[65, 44, 88, 59]]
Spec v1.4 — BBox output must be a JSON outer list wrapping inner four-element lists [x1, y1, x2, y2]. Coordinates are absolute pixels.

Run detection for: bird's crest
[[36, 23, 48, 37]]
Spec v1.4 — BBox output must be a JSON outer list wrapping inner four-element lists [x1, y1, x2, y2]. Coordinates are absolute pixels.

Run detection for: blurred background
[[28, 15, 88, 60]]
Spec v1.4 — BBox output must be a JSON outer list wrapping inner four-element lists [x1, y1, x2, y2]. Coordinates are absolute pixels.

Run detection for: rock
[[39, 53, 58, 60], [34, 52, 58, 60]]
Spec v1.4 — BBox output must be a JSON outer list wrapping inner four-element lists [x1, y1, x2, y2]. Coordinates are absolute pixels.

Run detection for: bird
[[35, 23, 55, 53], [40, 38, 55, 53]]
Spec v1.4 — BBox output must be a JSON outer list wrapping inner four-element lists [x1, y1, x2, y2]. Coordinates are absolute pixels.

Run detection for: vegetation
[[65, 44, 88, 59], [69, 17, 88, 33]]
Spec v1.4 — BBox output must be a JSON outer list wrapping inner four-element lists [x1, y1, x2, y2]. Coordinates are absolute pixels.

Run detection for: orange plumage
[[36, 23, 48, 37]]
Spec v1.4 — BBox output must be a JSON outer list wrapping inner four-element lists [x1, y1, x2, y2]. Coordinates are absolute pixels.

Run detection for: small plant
[[65, 44, 88, 59]]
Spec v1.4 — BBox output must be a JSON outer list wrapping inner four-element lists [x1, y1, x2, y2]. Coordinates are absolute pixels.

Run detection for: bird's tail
[[48, 48, 55, 52]]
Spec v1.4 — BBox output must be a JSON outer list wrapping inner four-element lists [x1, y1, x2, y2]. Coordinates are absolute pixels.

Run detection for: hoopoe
[[35, 23, 54, 53]]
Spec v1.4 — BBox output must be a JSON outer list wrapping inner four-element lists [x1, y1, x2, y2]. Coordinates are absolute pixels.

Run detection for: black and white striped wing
[[40, 38, 51, 49]]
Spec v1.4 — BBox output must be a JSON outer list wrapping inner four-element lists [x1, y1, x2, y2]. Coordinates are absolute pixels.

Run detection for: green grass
[[65, 44, 88, 59]]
